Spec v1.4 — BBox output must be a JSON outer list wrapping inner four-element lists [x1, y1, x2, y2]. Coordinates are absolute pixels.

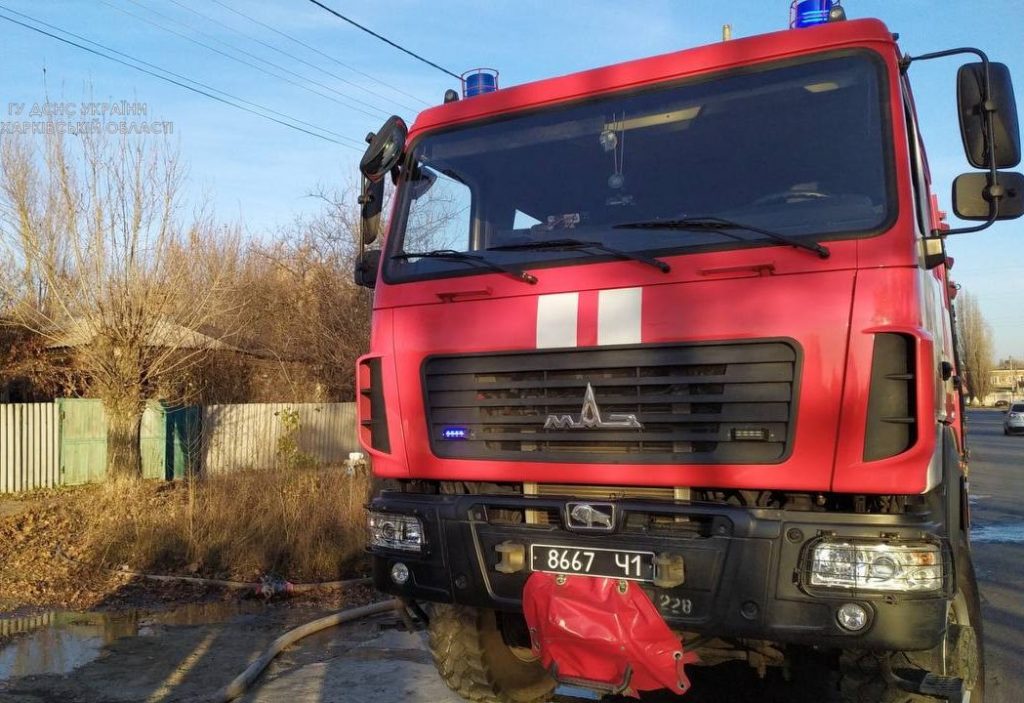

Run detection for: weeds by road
[[0, 467, 370, 610]]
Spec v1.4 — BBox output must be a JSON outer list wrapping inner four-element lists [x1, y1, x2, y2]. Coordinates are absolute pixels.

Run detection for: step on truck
[[354, 3, 1023, 701]]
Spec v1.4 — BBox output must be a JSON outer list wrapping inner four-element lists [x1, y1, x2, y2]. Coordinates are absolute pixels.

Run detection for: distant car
[[1004, 403, 1024, 435], [994, 399, 1010, 409]]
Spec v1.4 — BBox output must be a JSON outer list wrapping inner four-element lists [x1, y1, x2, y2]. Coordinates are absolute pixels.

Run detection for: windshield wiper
[[488, 238, 670, 273], [613, 216, 830, 259], [391, 249, 538, 284]]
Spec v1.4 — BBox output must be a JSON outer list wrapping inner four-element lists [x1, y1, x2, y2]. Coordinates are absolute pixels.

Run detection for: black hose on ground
[[213, 599, 402, 702], [56, 546, 371, 596], [110, 568, 372, 596]]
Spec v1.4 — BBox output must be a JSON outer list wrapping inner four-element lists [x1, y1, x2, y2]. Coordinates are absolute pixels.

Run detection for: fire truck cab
[[355, 8, 1022, 702]]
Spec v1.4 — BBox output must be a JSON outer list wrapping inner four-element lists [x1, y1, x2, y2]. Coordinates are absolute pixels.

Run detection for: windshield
[[387, 52, 893, 282]]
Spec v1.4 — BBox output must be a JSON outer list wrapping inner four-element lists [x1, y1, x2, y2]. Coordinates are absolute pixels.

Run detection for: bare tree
[[0, 127, 240, 479], [247, 185, 371, 400], [955, 291, 994, 404]]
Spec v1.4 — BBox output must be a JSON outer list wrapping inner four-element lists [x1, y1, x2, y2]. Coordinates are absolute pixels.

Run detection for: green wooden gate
[[58, 398, 107, 485], [59, 399, 200, 483], [141, 403, 201, 480]]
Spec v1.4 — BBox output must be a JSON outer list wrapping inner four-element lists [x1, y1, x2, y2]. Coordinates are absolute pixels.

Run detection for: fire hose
[[55, 546, 370, 597], [213, 599, 402, 702]]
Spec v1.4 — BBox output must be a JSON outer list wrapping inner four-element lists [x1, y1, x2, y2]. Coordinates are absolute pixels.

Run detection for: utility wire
[[0, 10, 360, 149], [305, 0, 462, 81], [210, 0, 430, 108], [121, 0, 390, 118], [164, 0, 420, 113], [96, 0, 389, 121], [127, 0, 394, 118], [0, 4, 358, 147]]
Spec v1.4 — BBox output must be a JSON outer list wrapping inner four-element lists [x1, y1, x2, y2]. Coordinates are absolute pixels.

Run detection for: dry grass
[[82, 467, 371, 583]]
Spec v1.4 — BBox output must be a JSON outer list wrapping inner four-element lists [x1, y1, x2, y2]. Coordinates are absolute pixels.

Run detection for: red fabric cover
[[522, 572, 697, 697]]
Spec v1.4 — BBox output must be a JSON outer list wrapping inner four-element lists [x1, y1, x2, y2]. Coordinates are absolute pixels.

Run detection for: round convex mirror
[[360, 115, 408, 182]]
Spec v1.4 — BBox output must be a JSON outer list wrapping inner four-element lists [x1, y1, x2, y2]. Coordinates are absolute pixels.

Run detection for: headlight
[[809, 541, 942, 592], [368, 511, 424, 552]]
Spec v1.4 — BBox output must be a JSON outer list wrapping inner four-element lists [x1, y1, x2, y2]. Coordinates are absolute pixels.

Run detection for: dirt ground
[[0, 596, 467, 703]]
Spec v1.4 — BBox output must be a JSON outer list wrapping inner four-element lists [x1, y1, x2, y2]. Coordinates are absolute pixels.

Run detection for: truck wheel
[[428, 604, 556, 703], [838, 546, 984, 703]]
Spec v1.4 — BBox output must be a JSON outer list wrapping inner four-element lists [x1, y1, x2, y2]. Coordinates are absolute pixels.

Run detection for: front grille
[[522, 483, 690, 527], [423, 340, 799, 464]]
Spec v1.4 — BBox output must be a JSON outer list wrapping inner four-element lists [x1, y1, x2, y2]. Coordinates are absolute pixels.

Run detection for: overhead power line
[[0, 9, 361, 149], [164, 0, 421, 114], [305, 0, 462, 81], [209, 0, 430, 108], [0, 4, 359, 147], [121, 0, 390, 118], [97, 0, 389, 121]]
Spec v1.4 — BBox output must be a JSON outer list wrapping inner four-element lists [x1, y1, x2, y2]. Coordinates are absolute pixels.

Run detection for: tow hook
[[886, 667, 965, 703]]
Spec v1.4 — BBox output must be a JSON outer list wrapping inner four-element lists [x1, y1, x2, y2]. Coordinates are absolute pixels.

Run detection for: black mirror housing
[[957, 62, 1021, 169], [359, 116, 408, 183], [359, 176, 385, 246], [354, 249, 382, 289], [952, 171, 1024, 220]]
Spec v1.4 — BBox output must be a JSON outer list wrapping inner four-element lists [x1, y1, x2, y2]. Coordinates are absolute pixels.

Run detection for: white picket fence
[[0, 403, 60, 493], [0, 401, 360, 493]]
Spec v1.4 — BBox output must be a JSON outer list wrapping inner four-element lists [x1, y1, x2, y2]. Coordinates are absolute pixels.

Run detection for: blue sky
[[1, 0, 1022, 357]]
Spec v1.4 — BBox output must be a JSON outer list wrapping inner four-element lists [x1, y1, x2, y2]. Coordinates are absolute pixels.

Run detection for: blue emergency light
[[462, 69, 499, 98], [790, 0, 843, 28], [441, 426, 469, 440]]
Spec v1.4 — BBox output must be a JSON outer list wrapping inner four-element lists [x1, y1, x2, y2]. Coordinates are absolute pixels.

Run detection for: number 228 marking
[[659, 595, 693, 615]]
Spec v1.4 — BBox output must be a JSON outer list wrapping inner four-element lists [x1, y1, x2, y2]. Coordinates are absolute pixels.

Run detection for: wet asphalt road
[[960, 408, 1024, 703]]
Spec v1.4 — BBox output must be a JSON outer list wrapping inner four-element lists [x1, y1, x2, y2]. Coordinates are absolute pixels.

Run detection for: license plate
[[529, 544, 655, 581]]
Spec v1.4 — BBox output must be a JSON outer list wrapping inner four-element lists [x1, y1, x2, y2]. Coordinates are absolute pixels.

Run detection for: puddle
[[971, 523, 1024, 543], [0, 600, 268, 681], [0, 611, 138, 680]]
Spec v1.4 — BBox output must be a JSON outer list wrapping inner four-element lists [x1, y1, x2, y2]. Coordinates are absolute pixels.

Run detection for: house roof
[[47, 318, 251, 354]]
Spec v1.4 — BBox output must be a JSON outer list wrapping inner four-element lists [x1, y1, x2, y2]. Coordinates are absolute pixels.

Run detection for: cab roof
[[411, 18, 896, 136]]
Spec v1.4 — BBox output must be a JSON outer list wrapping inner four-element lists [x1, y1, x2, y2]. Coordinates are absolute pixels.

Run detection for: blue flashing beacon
[[791, 0, 836, 28], [462, 69, 499, 98]]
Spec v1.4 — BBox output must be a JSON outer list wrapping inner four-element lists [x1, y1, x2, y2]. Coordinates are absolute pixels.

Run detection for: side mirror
[[952, 171, 1024, 220], [957, 62, 1021, 169], [354, 249, 382, 289], [359, 116, 408, 183], [359, 176, 385, 246]]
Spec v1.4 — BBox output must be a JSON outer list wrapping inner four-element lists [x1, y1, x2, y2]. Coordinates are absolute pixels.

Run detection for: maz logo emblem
[[566, 502, 616, 531], [543, 383, 643, 430]]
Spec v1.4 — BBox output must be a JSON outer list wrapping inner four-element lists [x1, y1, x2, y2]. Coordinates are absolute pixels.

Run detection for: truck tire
[[838, 544, 984, 703], [428, 604, 556, 703]]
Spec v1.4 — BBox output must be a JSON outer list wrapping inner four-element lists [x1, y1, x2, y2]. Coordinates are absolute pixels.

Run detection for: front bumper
[[369, 491, 952, 651]]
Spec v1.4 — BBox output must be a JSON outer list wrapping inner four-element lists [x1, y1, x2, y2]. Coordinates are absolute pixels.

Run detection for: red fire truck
[[354, 5, 1023, 701]]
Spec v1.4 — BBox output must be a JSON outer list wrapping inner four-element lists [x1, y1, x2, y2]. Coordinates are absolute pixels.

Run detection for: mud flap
[[522, 572, 698, 697]]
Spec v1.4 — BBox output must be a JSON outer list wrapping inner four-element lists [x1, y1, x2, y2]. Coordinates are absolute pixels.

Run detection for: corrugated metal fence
[[202, 403, 359, 473], [0, 401, 358, 493], [0, 403, 60, 493]]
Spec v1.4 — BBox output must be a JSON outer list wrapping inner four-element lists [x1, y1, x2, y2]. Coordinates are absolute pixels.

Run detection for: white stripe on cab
[[536, 292, 579, 349], [597, 288, 642, 346]]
